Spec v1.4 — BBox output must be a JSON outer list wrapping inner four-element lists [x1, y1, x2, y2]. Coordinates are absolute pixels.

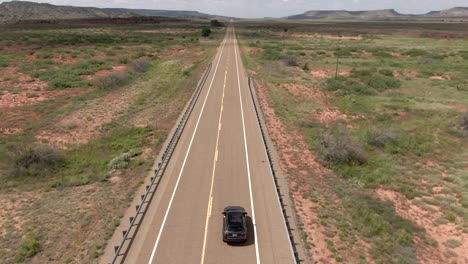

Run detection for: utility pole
[[335, 54, 339, 79]]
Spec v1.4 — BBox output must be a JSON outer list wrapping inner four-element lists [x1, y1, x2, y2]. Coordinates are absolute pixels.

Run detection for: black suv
[[222, 206, 247, 243]]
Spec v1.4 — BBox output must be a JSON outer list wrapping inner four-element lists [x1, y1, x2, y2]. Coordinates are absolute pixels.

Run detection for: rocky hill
[[288, 9, 404, 19], [424, 7, 468, 17], [103, 8, 217, 19], [0, 1, 220, 23], [287, 7, 468, 20], [0, 1, 128, 22]]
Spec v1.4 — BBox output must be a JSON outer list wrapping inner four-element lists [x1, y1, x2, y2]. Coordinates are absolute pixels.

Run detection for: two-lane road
[[121, 26, 295, 264]]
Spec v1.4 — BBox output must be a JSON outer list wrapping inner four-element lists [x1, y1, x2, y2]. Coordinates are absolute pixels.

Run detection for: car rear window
[[227, 212, 244, 231]]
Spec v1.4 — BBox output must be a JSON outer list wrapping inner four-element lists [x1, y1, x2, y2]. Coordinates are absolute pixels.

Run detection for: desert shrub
[[379, 69, 394, 77], [367, 129, 400, 148], [108, 153, 131, 170], [94, 72, 129, 90], [31, 59, 108, 89], [16, 235, 40, 262], [35, 50, 52, 59], [367, 75, 401, 91], [10, 144, 63, 176], [334, 46, 358, 57], [372, 50, 392, 58], [285, 56, 298, 66], [130, 58, 152, 73], [302, 63, 309, 71], [403, 49, 428, 57], [325, 76, 373, 96], [351, 68, 401, 91], [0, 56, 10, 67], [320, 124, 368, 165], [210, 20, 224, 27], [463, 112, 468, 131], [262, 49, 282, 60], [118, 57, 129, 64], [201, 27, 211, 37], [459, 50, 468, 60]]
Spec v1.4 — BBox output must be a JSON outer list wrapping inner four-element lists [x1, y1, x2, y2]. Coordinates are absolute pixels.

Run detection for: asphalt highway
[[122, 26, 295, 264]]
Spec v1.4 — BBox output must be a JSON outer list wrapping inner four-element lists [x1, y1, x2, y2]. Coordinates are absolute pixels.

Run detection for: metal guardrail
[[111, 62, 212, 264], [247, 77, 300, 264]]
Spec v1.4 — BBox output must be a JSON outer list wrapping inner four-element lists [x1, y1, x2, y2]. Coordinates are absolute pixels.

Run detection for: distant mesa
[[287, 7, 468, 19]]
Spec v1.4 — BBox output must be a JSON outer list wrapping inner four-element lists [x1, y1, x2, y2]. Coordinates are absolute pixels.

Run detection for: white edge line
[[234, 27, 297, 263], [147, 31, 228, 264], [233, 27, 261, 264]]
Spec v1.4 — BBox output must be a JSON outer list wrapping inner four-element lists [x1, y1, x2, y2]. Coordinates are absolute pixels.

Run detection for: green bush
[[325, 76, 373, 96], [302, 63, 310, 71], [35, 50, 52, 59], [210, 20, 224, 27], [32, 59, 108, 89], [16, 235, 40, 262], [118, 57, 129, 64], [108, 153, 131, 170], [0, 56, 10, 67], [372, 50, 392, 58], [262, 49, 282, 60], [201, 28, 211, 37], [379, 69, 394, 77]]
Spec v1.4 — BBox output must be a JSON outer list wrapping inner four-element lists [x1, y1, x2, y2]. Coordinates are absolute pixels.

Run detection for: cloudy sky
[[2, 0, 468, 18]]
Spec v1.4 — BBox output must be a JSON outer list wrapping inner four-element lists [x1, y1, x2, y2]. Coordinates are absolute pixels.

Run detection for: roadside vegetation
[[0, 21, 222, 263], [237, 21, 468, 263]]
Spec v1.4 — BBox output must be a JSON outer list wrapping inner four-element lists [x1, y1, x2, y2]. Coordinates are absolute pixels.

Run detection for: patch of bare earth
[[0, 66, 47, 107], [309, 67, 351, 80], [35, 81, 137, 148], [83, 65, 128, 80], [375, 189, 468, 263], [430, 75, 450, 80], [245, 47, 263, 54], [276, 32, 362, 40], [280, 83, 358, 126], [255, 79, 371, 263], [0, 66, 92, 135], [135, 29, 196, 34]]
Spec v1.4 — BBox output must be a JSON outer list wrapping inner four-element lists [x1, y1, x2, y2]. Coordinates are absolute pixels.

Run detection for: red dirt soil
[[309, 67, 351, 80], [280, 83, 358, 126], [375, 189, 468, 263], [0, 66, 91, 109]]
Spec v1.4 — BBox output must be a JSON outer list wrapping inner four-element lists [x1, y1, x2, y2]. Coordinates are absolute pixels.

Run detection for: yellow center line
[[200, 65, 228, 264]]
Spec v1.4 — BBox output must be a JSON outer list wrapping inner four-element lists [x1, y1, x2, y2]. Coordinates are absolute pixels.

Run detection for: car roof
[[223, 206, 246, 213]]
